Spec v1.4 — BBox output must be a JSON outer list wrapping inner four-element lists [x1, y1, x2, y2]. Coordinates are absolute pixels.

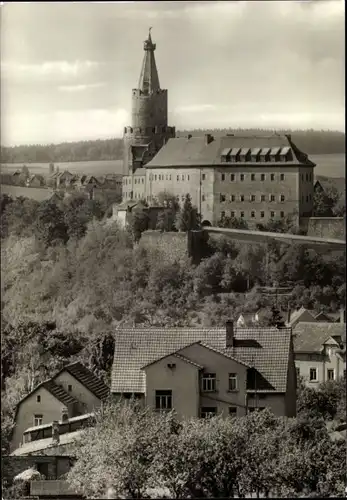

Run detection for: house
[[26, 174, 45, 188], [111, 322, 297, 419], [236, 312, 260, 327], [112, 200, 164, 230], [10, 362, 109, 453], [286, 306, 317, 328], [293, 322, 346, 386]]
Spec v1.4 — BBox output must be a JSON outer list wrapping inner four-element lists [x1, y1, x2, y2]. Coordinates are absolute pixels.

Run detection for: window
[[177, 175, 179, 181], [230, 174, 235, 181], [296, 367, 300, 379], [155, 175, 157, 181], [240, 174, 245, 181], [36, 395, 41, 403], [251, 174, 255, 181], [68, 385, 72, 392], [280, 211, 285, 218], [309, 368, 317, 381], [327, 369, 335, 381], [240, 195, 244, 202], [169, 175, 172, 181], [306, 173, 309, 181], [182, 175, 185, 181], [251, 195, 256, 201], [270, 174, 275, 181], [270, 211, 275, 218], [142, 178, 144, 184], [231, 211, 235, 218], [270, 195, 275, 202], [306, 195, 309, 202], [202, 174, 206, 181], [280, 174, 285, 181], [261, 195, 265, 202], [261, 174, 265, 181], [220, 194, 226, 202], [221, 173, 225, 181], [302, 195, 304, 202], [155, 390, 172, 411], [187, 175, 190, 181], [240, 211, 245, 218], [309, 194, 311, 201], [201, 407, 217, 418], [231, 195, 235, 202], [201, 373, 216, 392], [260, 211, 265, 218], [229, 407, 237, 417], [34, 414, 43, 427], [344, 370, 346, 379], [280, 195, 285, 202], [228, 373, 238, 391], [301, 174, 304, 181], [251, 211, 255, 218], [221, 211, 226, 219], [202, 194, 205, 202]]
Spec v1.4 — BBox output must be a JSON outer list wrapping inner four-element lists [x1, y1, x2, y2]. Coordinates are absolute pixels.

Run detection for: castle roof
[[138, 29, 160, 94], [111, 326, 293, 394], [145, 134, 315, 169]]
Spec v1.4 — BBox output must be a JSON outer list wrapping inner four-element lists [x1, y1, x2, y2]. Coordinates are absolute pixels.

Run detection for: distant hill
[[1, 129, 344, 163]]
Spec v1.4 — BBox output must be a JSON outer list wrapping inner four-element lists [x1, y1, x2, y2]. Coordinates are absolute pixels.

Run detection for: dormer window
[[250, 148, 261, 162], [269, 147, 281, 162], [259, 148, 270, 162], [279, 147, 291, 161], [239, 148, 250, 162], [221, 148, 232, 163], [230, 148, 240, 163]]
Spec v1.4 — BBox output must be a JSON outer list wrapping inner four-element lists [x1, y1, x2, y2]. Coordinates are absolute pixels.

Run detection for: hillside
[[1, 129, 345, 164]]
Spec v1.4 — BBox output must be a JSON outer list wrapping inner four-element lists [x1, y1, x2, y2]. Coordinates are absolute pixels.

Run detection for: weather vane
[[149, 27, 152, 35]]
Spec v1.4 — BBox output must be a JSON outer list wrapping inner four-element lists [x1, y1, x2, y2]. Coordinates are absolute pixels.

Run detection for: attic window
[[259, 148, 270, 162], [37, 395, 41, 403], [167, 363, 176, 370]]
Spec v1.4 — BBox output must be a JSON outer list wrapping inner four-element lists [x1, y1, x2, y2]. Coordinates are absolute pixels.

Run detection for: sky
[[1, 1, 345, 146]]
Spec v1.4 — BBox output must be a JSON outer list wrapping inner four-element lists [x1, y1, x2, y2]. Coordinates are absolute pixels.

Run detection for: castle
[[121, 30, 315, 227]]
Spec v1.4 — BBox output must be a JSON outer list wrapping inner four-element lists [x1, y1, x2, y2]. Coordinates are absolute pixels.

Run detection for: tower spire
[[138, 28, 160, 94]]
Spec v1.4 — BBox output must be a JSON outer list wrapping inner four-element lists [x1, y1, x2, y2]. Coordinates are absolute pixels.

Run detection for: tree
[[128, 209, 150, 242], [174, 194, 200, 232], [269, 305, 286, 328], [33, 200, 69, 246], [218, 214, 249, 230], [313, 188, 334, 217]]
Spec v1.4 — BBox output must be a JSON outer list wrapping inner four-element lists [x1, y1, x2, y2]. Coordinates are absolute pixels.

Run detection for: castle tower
[[123, 29, 175, 175]]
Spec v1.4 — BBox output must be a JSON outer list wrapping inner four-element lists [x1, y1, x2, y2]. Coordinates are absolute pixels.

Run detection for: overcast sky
[[1, 1, 345, 146]]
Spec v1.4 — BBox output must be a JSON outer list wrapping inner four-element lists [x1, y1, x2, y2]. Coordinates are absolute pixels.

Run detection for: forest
[[0, 190, 345, 460], [1, 129, 345, 163]]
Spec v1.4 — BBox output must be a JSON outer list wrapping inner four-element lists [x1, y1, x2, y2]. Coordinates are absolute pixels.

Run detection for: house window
[[231, 211, 235, 217], [221, 173, 225, 181], [201, 373, 216, 392], [228, 373, 238, 391], [280, 211, 285, 218], [240, 211, 244, 218], [270, 211, 275, 218], [230, 174, 235, 181], [202, 194, 205, 202], [270, 195, 275, 202], [251, 174, 255, 181], [296, 367, 300, 379], [220, 194, 226, 202], [231, 195, 235, 202], [68, 385, 72, 392], [36, 395, 41, 403], [34, 414, 43, 427], [261, 195, 265, 202], [260, 211, 265, 218], [240, 195, 244, 202], [261, 174, 265, 181], [280, 174, 285, 181], [240, 174, 245, 181], [229, 407, 237, 417], [155, 390, 172, 411], [251, 195, 256, 201], [327, 369, 335, 381], [201, 407, 217, 418], [270, 174, 275, 181], [280, 195, 285, 202], [202, 174, 206, 181], [309, 368, 317, 381], [251, 211, 255, 218]]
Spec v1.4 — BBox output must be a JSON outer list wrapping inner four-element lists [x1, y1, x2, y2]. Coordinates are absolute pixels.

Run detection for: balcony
[[30, 480, 82, 497]]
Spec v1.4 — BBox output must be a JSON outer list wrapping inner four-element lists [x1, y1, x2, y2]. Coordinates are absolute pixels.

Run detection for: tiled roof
[[173, 353, 204, 369], [43, 380, 79, 407], [314, 311, 334, 322], [293, 322, 345, 353], [59, 362, 110, 401], [111, 327, 292, 394], [287, 307, 316, 327], [146, 134, 315, 168]]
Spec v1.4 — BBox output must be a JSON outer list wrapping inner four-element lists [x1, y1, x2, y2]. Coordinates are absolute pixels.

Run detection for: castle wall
[[300, 217, 345, 239]]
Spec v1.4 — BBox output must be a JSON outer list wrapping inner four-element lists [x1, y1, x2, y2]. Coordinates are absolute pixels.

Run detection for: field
[[0, 185, 53, 201], [0, 154, 345, 178]]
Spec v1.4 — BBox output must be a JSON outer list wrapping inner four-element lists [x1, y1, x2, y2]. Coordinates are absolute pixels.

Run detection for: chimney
[[287, 307, 291, 325], [52, 420, 60, 445], [61, 407, 69, 422], [226, 321, 235, 348], [205, 133, 214, 145], [340, 308, 345, 324]]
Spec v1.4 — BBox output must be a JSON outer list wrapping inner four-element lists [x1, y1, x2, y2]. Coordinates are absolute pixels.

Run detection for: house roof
[[43, 380, 79, 406], [111, 326, 292, 394], [11, 430, 84, 456], [287, 307, 316, 327], [54, 362, 109, 401], [293, 322, 345, 353], [145, 134, 315, 169], [314, 311, 334, 322], [23, 413, 95, 434]]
